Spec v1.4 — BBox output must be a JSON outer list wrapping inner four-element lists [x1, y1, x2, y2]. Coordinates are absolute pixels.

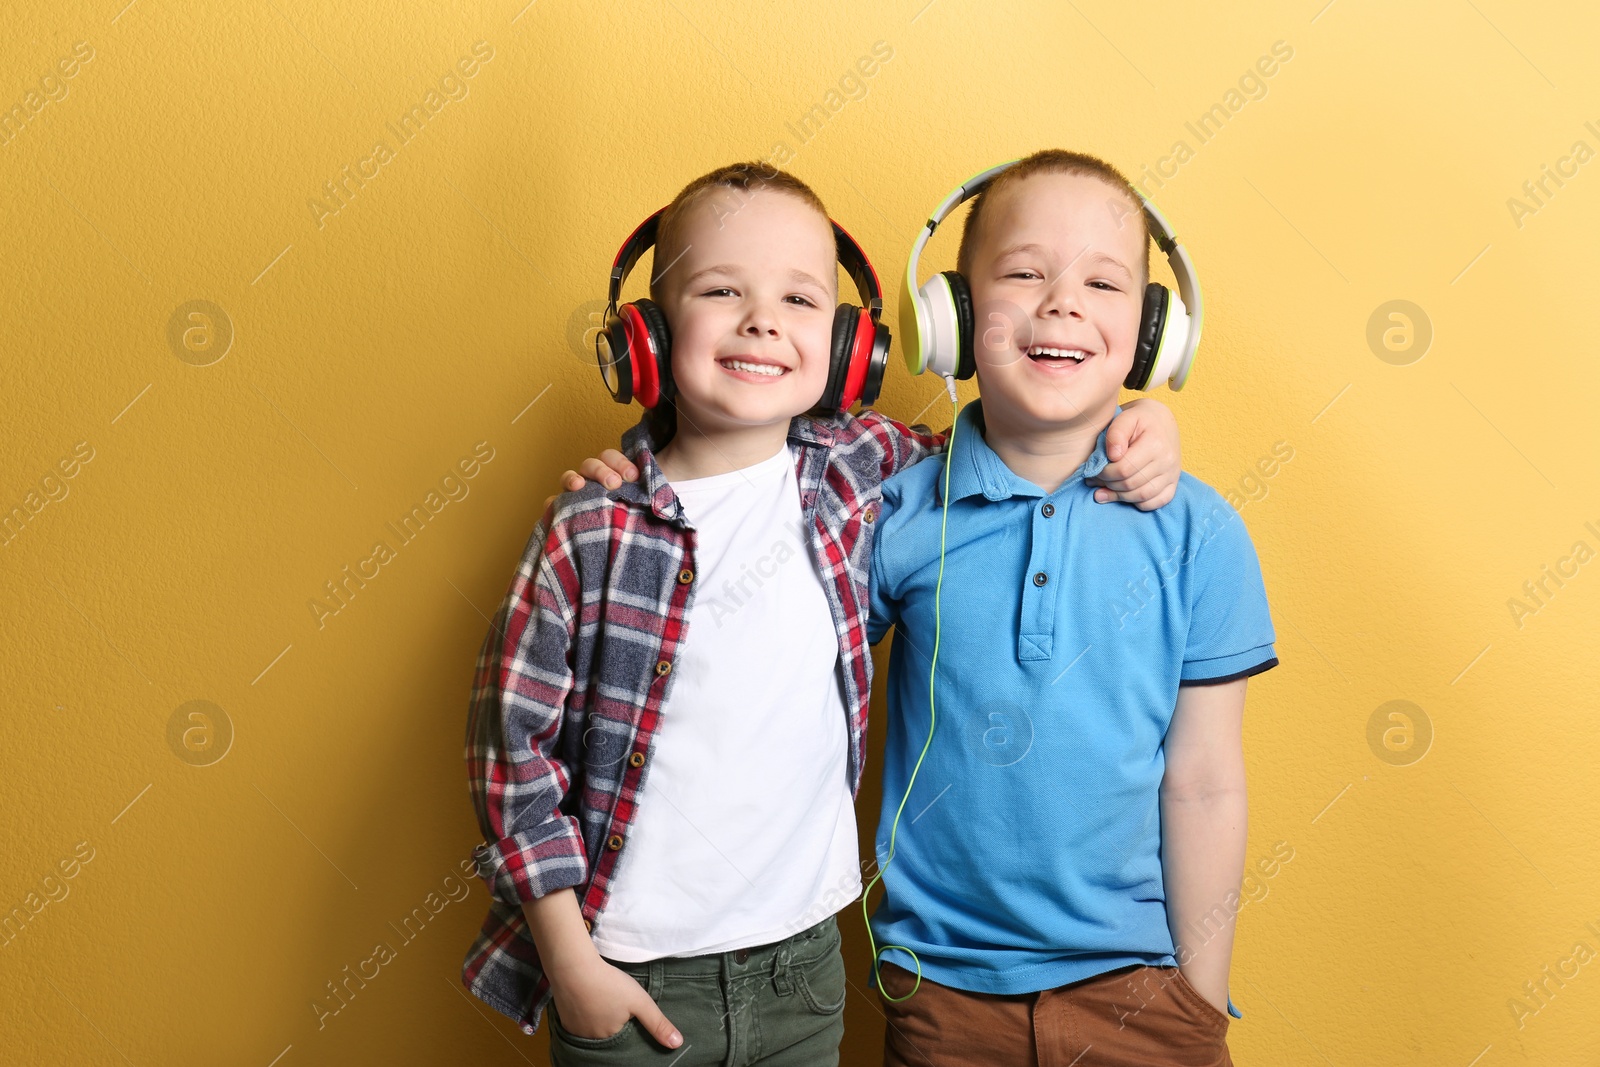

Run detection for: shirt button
[[677, 568, 693, 584], [606, 834, 624, 851], [1041, 503, 1055, 517], [628, 751, 646, 768], [584, 918, 593, 933], [1033, 571, 1048, 587], [655, 660, 672, 676], [863, 507, 876, 524]]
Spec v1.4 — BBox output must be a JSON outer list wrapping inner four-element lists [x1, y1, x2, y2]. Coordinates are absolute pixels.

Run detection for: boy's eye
[[703, 287, 736, 297], [1089, 281, 1120, 291], [1005, 270, 1041, 280], [785, 294, 818, 307]]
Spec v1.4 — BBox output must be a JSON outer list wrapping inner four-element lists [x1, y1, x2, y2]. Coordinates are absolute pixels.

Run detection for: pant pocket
[[548, 1007, 645, 1064], [1074, 966, 1229, 1067], [791, 928, 847, 1016], [1168, 968, 1231, 1033], [875, 959, 918, 1004]]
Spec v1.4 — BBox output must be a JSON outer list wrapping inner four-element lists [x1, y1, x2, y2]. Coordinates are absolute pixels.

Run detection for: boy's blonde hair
[[955, 150, 1150, 283], [649, 162, 832, 304]]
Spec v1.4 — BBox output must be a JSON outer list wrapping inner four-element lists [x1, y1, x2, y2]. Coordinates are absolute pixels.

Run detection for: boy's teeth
[[721, 359, 784, 376], [1029, 346, 1088, 361]]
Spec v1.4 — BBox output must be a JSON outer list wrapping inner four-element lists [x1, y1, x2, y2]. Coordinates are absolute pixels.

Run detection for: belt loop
[[649, 959, 665, 1002], [772, 938, 795, 997]]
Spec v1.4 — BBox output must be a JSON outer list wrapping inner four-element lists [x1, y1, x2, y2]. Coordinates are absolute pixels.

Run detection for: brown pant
[[877, 961, 1232, 1067]]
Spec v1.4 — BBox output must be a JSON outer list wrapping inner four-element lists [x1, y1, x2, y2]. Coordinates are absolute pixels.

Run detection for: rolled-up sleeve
[[465, 508, 589, 906]]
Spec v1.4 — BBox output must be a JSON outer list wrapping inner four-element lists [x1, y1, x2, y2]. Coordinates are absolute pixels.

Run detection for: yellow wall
[[4, 1, 1598, 1063]]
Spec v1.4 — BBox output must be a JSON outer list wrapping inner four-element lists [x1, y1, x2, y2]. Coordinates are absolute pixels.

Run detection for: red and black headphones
[[595, 208, 892, 414]]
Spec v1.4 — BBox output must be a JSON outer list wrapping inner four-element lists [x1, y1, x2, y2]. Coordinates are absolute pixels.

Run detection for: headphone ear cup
[[836, 307, 886, 411], [857, 315, 890, 408], [598, 307, 635, 404], [941, 271, 977, 381], [916, 273, 960, 378], [1146, 289, 1192, 391], [633, 298, 673, 406], [820, 303, 859, 413], [1127, 283, 1169, 390]]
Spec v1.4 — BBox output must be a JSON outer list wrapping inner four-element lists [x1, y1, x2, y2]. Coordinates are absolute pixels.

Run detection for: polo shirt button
[[677, 568, 694, 584], [1033, 571, 1048, 587], [734, 948, 750, 964], [655, 660, 672, 676], [628, 751, 646, 768], [606, 834, 624, 851], [1041, 503, 1055, 517]]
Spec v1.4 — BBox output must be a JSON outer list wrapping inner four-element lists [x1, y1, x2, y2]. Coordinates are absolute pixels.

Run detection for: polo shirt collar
[[615, 409, 841, 524], [937, 398, 1117, 504]]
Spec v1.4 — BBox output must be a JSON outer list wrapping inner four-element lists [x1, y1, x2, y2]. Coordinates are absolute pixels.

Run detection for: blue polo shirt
[[867, 399, 1276, 1018]]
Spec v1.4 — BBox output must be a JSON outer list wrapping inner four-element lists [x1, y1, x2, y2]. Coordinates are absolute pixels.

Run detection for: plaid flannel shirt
[[460, 407, 943, 1033]]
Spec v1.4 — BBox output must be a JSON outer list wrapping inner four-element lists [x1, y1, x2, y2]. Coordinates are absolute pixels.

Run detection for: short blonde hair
[[649, 162, 831, 304], [955, 150, 1150, 282]]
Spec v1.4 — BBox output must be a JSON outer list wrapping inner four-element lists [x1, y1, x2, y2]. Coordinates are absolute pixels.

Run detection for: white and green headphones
[[899, 159, 1204, 391]]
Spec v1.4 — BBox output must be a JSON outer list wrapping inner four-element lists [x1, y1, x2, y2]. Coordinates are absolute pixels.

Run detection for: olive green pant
[[548, 915, 847, 1067]]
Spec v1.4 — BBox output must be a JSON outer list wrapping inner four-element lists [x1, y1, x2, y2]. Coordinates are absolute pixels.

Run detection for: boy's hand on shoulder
[[1089, 397, 1180, 511], [550, 955, 682, 1047], [545, 449, 639, 512], [563, 448, 637, 492]]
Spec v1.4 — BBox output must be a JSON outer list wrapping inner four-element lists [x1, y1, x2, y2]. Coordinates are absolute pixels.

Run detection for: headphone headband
[[608, 210, 662, 308], [832, 219, 884, 318], [1139, 199, 1202, 388], [900, 159, 1204, 391], [901, 161, 1015, 319]]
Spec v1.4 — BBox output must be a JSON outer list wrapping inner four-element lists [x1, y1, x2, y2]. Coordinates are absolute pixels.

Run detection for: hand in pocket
[[552, 958, 682, 1047]]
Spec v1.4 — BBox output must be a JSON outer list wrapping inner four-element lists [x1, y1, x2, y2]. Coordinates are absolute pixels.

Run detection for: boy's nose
[[740, 306, 781, 336], [1039, 293, 1084, 320], [1037, 272, 1081, 319]]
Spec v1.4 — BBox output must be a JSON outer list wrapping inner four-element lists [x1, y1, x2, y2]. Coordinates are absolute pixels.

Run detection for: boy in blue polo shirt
[[866, 151, 1277, 1067]]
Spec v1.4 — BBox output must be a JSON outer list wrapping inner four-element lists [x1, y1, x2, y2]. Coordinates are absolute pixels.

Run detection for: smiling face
[[964, 170, 1148, 438], [654, 188, 838, 435]]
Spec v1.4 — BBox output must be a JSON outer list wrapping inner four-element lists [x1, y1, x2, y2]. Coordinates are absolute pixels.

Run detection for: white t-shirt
[[591, 444, 862, 961]]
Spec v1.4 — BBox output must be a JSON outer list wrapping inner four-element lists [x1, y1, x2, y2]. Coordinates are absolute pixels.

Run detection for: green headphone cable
[[862, 373, 959, 1003]]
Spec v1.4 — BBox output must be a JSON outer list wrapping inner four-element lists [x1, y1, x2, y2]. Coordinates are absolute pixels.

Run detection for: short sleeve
[[1180, 496, 1278, 685]]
